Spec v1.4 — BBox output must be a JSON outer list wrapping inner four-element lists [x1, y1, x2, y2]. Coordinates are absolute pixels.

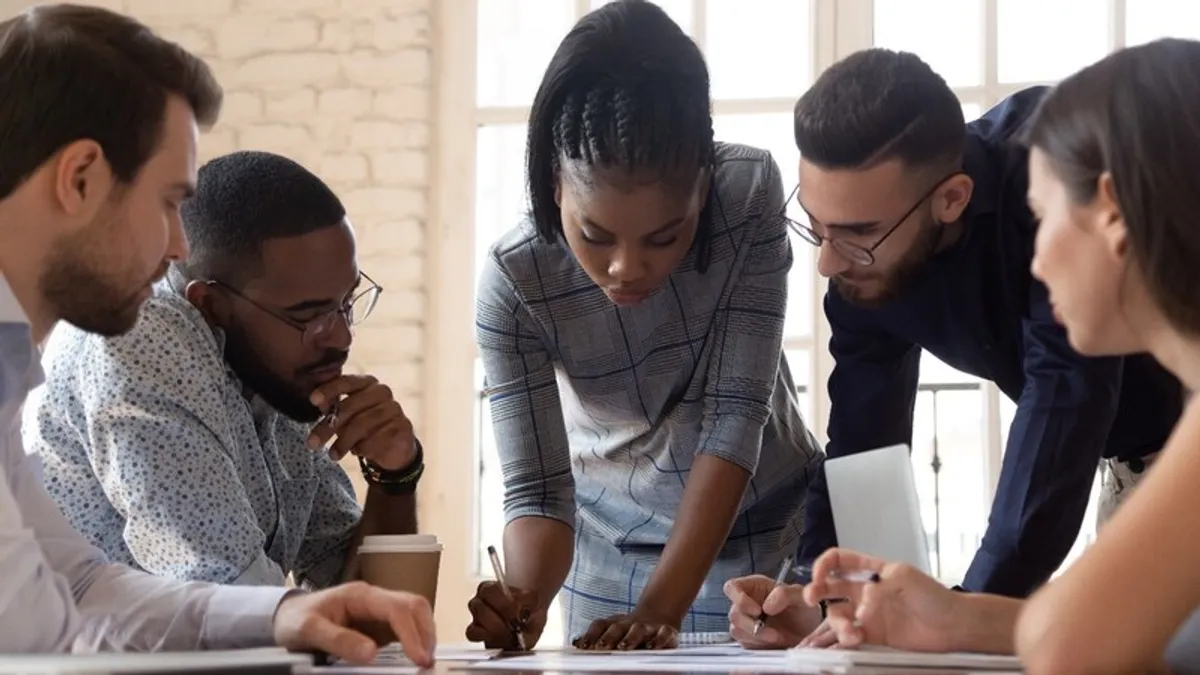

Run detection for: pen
[[486, 545, 528, 652], [791, 564, 882, 584], [753, 555, 794, 636]]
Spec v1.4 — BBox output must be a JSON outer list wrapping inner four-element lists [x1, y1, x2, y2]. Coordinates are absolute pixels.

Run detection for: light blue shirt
[[24, 284, 359, 588], [0, 275, 286, 652]]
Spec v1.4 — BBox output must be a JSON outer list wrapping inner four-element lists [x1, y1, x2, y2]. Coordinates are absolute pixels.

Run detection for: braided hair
[[526, 0, 716, 267]]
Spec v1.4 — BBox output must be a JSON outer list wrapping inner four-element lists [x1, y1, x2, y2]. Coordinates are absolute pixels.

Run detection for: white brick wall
[[0, 0, 477, 635], [0, 0, 434, 498]]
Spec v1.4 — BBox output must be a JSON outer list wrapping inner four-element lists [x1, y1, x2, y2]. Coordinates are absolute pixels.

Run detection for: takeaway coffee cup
[[354, 534, 443, 644]]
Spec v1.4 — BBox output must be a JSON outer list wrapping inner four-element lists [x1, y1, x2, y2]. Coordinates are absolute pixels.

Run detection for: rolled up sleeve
[[476, 251, 576, 527], [697, 153, 792, 474]]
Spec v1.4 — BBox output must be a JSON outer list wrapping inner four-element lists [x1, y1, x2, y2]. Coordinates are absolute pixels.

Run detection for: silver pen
[[792, 564, 882, 584], [486, 546, 528, 652], [752, 555, 794, 635]]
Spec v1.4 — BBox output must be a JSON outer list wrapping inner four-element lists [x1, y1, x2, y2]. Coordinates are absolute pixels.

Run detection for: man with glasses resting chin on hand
[[27, 149, 426, 595], [0, 5, 431, 662], [726, 47, 1182, 647]]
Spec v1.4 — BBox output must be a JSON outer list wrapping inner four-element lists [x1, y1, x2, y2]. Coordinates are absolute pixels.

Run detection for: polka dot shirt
[[22, 285, 361, 588]]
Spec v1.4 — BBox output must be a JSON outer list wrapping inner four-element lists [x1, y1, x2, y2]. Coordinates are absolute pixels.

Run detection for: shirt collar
[[0, 274, 30, 326]]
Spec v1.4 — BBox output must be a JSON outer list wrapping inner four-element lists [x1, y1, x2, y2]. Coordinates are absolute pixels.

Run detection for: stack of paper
[[0, 648, 309, 674], [458, 644, 824, 673], [787, 644, 1023, 671], [315, 643, 831, 674]]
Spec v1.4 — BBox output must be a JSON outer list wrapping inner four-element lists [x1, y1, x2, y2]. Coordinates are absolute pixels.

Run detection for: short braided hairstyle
[[527, 0, 716, 251]]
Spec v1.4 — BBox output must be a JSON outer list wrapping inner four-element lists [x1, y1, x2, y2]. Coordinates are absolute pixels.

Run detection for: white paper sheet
[[0, 648, 310, 674], [458, 645, 826, 673], [312, 662, 424, 667], [787, 644, 1022, 670]]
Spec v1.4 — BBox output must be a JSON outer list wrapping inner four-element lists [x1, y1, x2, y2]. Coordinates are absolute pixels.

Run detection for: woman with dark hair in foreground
[[726, 37, 1200, 675]]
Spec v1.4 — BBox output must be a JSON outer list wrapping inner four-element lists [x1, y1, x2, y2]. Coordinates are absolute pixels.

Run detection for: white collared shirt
[[0, 276, 287, 652]]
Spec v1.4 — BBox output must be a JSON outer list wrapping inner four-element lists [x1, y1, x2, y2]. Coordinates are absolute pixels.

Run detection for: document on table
[[316, 642, 831, 674], [313, 644, 498, 672], [0, 648, 309, 674], [457, 644, 827, 673], [787, 644, 1023, 671]]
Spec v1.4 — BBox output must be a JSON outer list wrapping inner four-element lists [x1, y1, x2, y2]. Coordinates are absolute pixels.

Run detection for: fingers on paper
[[797, 619, 837, 648]]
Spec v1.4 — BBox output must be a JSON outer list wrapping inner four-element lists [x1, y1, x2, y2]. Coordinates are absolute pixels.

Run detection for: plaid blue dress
[[476, 143, 823, 640]]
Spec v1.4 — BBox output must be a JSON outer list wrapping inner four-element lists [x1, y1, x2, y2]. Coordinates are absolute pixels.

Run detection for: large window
[[431, 0, 1200, 639]]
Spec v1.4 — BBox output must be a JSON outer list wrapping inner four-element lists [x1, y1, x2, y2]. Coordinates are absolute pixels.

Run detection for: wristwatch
[[359, 439, 424, 495]]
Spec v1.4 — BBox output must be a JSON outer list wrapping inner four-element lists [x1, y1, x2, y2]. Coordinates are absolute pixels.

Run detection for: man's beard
[[222, 322, 348, 423], [38, 213, 163, 337], [833, 219, 943, 309]]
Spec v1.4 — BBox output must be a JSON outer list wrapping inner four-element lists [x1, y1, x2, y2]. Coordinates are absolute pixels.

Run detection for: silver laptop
[[825, 444, 932, 574]]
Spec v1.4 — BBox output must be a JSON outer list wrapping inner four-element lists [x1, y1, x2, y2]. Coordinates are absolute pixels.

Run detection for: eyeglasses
[[784, 173, 960, 266], [211, 272, 383, 345]]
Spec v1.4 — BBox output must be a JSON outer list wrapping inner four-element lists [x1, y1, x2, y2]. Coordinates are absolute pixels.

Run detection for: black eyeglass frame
[[210, 272, 383, 345], [784, 172, 962, 266]]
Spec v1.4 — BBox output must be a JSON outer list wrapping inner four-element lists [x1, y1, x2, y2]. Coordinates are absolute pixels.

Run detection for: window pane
[[912, 385, 985, 585], [706, 0, 812, 99], [919, 350, 980, 385], [1126, 0, 1200, 45], [962, 102, 982, 122], [713, 113, 812, 338], [475, 124, 530, 292], [590, 0, 694, 34], [785, 349, 813, 424], [999, 394, 1017, 450], [475, 360, 503, 580], [997, 0, 1109, 83], [1055, 469, 1101, 577], [873, 0, 984, 87], [477, 0, 576, 107]]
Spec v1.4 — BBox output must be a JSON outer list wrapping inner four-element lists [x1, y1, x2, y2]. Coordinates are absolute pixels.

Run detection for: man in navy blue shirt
[[792, 49, 1182, 598]]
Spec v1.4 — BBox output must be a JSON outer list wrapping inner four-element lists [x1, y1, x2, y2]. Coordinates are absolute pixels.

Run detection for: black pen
[[753, 555, 794, 635]]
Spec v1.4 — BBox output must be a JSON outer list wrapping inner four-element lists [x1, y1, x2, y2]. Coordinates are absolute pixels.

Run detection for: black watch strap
[[818, 598, 847, 619], [360, 439, 424, 495]]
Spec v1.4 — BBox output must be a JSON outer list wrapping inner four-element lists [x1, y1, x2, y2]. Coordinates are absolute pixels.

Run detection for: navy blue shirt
[[798, 87, 1183, 598]]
